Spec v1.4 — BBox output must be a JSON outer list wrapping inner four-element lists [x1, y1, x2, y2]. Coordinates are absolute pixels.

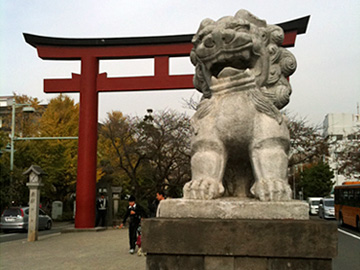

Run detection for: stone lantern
[[23, 165, 46, 242], [112, 186, 122, 222]]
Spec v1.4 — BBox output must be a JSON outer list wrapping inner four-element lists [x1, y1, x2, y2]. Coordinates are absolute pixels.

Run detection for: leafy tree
[[0, 94, 44, 138], [0, 94, 79, 212], [98, 110, 192, 203], [138, 110, 191, 198], [37, 95, 79, 204], [298, 162, 334, 198], [284, 113, 328, 198], [0, 94, 44, 209], [0, 131, 11, 210], [99, 111, 148, 201]]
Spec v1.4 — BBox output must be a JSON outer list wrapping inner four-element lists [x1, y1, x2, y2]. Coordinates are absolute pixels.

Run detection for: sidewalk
[[0, 227, 146, 270]]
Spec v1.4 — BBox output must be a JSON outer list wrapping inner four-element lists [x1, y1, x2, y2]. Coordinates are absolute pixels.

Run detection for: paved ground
[[0, 225, 146, 270]]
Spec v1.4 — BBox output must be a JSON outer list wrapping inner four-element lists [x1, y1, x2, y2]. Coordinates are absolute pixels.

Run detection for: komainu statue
[[183, 9, 296, 201]]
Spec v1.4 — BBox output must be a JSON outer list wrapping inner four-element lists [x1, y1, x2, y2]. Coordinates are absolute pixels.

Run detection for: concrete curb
[[61, 226, 108, 233]]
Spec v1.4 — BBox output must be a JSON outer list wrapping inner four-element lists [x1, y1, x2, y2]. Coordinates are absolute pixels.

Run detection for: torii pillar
[[24, 15, 309, 228]]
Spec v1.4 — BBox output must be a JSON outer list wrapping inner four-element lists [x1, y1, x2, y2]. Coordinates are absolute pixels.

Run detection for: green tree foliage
[[0, 131, 11, 210], [0, 95, 44, 208], [1, 94, 44, 138], [98, 111, 151, 201], [37, 95, 79, 204], [0, 95, 79, 212], [299, 162, 335, 198]]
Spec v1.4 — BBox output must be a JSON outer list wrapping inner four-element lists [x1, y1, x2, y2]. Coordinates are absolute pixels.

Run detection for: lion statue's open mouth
[[192, 19, 259, 81]]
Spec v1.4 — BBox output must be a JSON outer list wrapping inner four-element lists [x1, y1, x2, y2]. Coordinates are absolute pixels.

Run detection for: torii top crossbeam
[[24, 15, 309, 228]]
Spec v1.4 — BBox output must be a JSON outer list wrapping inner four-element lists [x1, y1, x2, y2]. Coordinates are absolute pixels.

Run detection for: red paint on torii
[[24, 15, 309, 228]]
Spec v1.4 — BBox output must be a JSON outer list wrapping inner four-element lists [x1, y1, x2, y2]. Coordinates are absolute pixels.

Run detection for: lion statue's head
[[190, 9, 297, 115]]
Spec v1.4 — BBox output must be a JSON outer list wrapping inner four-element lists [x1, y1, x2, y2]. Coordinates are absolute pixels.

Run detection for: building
[[323, 113, 360, 140], [0, 96, 13, 130], [323, 112, 360, 185]]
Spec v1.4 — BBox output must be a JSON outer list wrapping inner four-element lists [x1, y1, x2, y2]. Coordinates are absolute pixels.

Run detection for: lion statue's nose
[[203, 29, 236, 48]]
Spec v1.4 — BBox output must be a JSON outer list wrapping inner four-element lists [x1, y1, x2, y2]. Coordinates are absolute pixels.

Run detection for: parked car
[[318, 198, 335, 219], [307, 197, 322, 215], [0, 207, 52, 233]]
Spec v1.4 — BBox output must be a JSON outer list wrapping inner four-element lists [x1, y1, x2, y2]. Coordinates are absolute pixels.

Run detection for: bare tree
[[139, 110, 191, 197], [287, 113, 328, 167], [331, 128, 360, 179]]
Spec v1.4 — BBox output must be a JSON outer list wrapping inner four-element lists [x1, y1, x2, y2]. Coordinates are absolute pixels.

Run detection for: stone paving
[[0, 228, 146, 270]]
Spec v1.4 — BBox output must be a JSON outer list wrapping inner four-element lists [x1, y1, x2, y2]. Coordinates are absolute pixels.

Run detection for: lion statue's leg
[[183, 140, 226, 200], [249, 116, 292, 201]]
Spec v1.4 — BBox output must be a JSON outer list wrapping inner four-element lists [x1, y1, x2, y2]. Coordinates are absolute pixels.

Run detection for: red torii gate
[[24, 15, 309, 228]]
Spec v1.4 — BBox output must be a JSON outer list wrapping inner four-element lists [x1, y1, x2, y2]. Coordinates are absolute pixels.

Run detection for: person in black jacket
[[119, 195, 147, 254], [95, 193, 107, 227]]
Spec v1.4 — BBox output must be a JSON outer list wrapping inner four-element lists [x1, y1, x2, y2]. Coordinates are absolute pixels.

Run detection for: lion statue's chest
[[193, 91, 258, 144]]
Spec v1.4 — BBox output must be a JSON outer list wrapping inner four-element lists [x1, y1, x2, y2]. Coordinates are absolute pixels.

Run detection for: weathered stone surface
[[157, 198, 309, 220], [145, 256, 333, 270], [142, 218, 337, 258], [146, 255, 204, 270], [268, 258, 332, 270], [183, 9, 297, 202], [234, 257, 268, 270], [205, 256, 234, 270]]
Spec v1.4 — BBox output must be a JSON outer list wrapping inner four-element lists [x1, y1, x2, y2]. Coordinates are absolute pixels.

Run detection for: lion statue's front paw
[[183, 179, 225, 200], [250, 179, 292, 201]]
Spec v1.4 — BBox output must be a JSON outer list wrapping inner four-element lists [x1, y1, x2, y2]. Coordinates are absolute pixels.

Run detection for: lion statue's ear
[[192, 18, 215, 47]]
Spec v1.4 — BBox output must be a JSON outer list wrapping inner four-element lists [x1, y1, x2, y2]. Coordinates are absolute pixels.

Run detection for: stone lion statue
[[183, 9, 296, 201]]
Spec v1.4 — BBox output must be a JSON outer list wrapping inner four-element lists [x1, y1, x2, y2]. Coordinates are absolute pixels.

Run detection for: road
[[310, 216, 360, 270], [0, 221, 73, 243], [333, 224, 360, 270]]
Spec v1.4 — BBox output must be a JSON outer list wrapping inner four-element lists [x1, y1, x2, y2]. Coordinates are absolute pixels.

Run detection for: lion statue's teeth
[[217, 67, 244, 78]]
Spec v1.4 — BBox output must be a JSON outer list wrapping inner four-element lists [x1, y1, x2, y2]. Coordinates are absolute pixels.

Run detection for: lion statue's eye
[[234, 25, 250, 32], [203, 36, 215, 48]]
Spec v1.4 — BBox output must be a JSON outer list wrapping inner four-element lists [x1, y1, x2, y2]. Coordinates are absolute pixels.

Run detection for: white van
[[307, 197, 322, 215]]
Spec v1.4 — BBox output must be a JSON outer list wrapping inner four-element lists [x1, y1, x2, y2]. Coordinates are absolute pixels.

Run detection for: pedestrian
[[119, 195, 147, 254], [95, 193, 108, 227], [149, 190, 166, 217]]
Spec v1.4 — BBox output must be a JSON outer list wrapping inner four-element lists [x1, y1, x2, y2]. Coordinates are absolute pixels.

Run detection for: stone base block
[[142, 218, 337, 270], [157, 198, 309, 220]]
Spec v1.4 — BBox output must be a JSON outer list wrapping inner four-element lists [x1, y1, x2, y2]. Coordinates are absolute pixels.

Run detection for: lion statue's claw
[[250, 179, 292, 201], [184, 179, 225, 200]]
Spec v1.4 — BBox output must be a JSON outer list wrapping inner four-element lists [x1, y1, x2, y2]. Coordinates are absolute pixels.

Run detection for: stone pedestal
[[156, 198, 309, 220], [143, 199, 337, 270], [142, 218, 337, 270]]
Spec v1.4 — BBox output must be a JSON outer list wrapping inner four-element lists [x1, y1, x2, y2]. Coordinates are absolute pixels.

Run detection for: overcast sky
[[1, 0, 359, 126]]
